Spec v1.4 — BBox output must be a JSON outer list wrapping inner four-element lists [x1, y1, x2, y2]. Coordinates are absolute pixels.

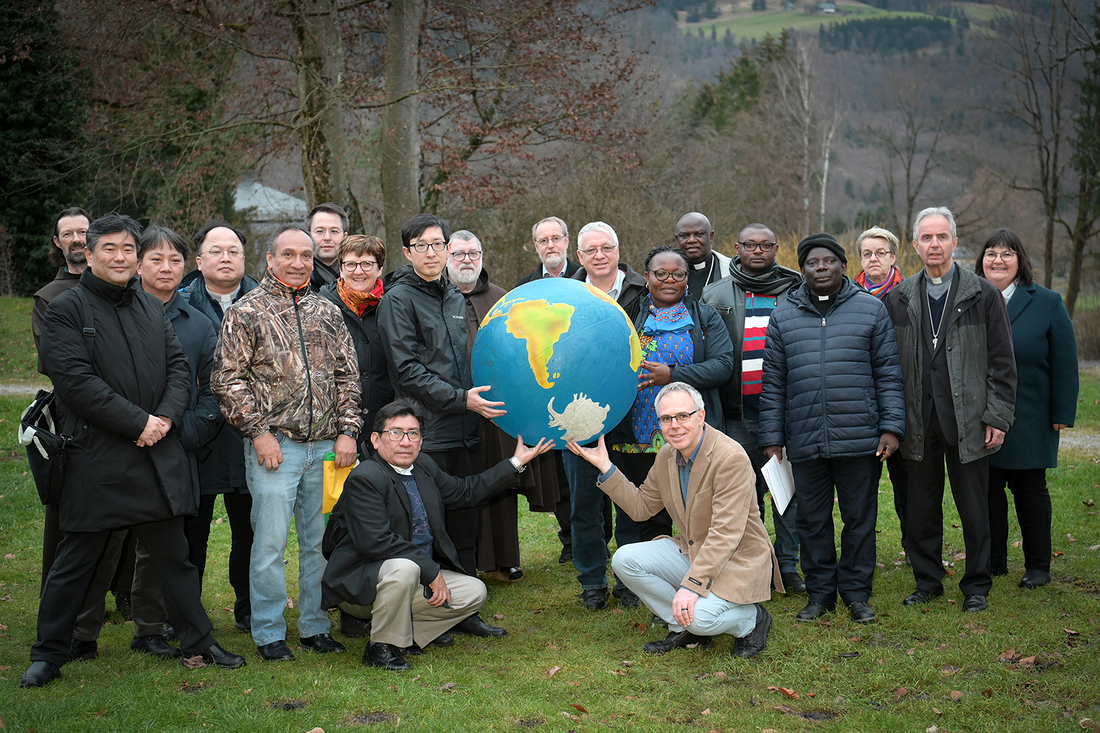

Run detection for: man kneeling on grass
[[567, 382, 780, 657], [321, 399, 552, 671]]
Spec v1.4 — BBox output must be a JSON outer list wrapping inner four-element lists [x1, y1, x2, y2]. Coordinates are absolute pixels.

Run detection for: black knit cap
[[797, 232, 847, 267]]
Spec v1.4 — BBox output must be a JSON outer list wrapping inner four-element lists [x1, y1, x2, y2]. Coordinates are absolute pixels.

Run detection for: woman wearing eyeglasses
[[606, 245, 735, 591], [319, 235, 393, 458], [974, 229, 1078, 589]]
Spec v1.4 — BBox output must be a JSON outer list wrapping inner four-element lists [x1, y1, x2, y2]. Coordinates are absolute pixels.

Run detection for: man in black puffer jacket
[[759, 233, 905, 626]]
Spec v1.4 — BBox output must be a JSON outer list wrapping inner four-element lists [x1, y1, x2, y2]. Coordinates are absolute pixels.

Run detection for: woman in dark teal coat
[[975, 229, 1078, 589]]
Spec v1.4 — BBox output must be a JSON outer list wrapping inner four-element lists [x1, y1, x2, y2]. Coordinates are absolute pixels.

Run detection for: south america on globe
[[471, 278, 643, 445]]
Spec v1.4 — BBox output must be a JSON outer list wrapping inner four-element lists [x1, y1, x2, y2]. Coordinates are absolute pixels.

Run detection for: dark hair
[[139, 225, 189, 261], [308, 202, 350, 234], [339, 235, 386, 269], [266, 223, 312, 255], [195, 220, 246, 253], [372, 399, 426, 434], [975, 228, 1033, 287], [643, 244, 688, 272], [400, 213, 451, 250], [50, 207, 92, 266], [87, 213, 143, 252]]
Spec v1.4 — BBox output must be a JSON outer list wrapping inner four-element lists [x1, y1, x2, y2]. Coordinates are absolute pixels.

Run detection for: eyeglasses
[[408, 241, 448, 253], [737, 241, 777, 252], [381, 428, 422, 442], [657, 409, 700, 426], [579, 245, 618, 257], [649, 269, 688, 283], [535, 235, 565, 247], [675, 231, 708, 242], [860, 249, 891, 260], [342, 260, 378, 272], [203, 247, 245, 259], [983, 250, 1017, 262], [450, 251, 482, 262]]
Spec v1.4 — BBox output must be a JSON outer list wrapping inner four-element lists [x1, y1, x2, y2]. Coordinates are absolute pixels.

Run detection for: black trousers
[[183, 491, 254, 623], [791, 455, 879, 606], [609, 451, 673, 543], [886, 451, 909, 548], [427, 448, 482, 577], [988, 467, 1051, 575], [32, 516, 215, 666], [905, 416, 992, 596]]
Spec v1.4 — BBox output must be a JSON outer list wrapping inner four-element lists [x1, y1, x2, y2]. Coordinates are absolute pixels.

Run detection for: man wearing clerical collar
[[674, 212, 731, 299], [884, 206, 1017, 614]]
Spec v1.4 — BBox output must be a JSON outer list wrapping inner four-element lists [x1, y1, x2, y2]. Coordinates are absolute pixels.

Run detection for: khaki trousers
[[340, 558, 485, 649]]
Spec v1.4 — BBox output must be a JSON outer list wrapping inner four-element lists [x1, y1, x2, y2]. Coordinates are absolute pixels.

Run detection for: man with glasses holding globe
[[702, 223, 806, 595]]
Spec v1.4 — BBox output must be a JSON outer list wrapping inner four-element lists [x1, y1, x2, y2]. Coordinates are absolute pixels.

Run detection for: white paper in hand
[[762, 450, 795, 515]]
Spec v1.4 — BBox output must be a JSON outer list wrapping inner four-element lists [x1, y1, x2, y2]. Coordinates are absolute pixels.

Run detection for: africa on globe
[[471, 278, 642, 445]]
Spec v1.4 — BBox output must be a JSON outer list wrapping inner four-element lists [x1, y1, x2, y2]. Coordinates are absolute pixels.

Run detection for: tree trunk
[[380, 0, 424, 265], [288, 0, 363, 232]]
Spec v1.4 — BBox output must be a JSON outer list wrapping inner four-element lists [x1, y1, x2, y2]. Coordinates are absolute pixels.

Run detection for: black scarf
[[725, 256, 801, 296]]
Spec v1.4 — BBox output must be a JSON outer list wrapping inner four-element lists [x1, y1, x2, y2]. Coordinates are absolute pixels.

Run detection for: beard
[[542, 251, 564, 270], [450, 264, 480, 286], [64, 246, 87, 270]]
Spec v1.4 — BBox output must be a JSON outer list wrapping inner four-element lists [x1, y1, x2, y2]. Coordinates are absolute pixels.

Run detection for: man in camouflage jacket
[[211, 224, 361, 662]]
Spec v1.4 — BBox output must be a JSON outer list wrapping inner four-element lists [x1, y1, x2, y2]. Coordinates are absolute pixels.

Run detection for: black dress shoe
[[234, 615, 251, 633], [163, 623, 178, 642], [452, 613, 508, 637], [299, 633, 346, 653], [340, 610, 369, 638], [201, 643, 247, 669], [795, 601, 835, 622], [558, 546, 573, 565], [732, 603, 772, 658], [903, 588, 943, 606], [963, 594, 988, 612], [131, 634, 182, 660], [256, 640, 295, 661], [612, 583, 640, 608], [364, 642, 411, 671], [848, 601, 876, 623], [781, 571, 807, 594], [643, 630, 714, 655], [1020, 569, 1051, 589], [69, 638, 98, 661], [579, 587, 608, 611], [20, 661, 61, 688], [430, 632, 455, 647]]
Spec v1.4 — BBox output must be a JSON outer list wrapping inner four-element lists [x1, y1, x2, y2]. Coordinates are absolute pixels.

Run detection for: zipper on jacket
[[820, 315, 830, 456], [293, 289, 314, 442]]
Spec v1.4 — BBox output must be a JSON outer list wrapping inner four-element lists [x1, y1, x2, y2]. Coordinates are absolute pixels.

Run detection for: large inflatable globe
[[471, 278, 642, 445]]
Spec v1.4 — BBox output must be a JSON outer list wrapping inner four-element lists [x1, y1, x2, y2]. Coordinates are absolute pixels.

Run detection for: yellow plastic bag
[[323, 451, 353, 515]]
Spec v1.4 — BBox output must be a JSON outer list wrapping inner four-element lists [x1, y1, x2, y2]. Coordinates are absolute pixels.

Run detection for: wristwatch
[[509, 456, 527, 473]]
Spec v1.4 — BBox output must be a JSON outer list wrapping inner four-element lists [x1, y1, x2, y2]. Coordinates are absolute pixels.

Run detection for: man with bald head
[[703, 222, 805, 594], [675, 212, 731, 299]]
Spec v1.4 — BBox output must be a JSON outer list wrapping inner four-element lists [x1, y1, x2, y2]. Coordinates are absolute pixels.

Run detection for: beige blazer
[[598, 427, 782, 604]]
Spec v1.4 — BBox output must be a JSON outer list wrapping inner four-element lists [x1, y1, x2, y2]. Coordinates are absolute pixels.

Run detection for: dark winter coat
[[990, 283, 1078, 470], [884, 267, 1016, 464], [377, 265, 480, 451], [320, 281, 393, 445], [570, 262, 648, 316], [32, 267, 81, 374], [515, 258, 582, 287], [759, 277, 906, 462], [321, 452, 515, 608], [607, 294, 735, 445], [182, 271, 260, 494], [41, 270, 193, 532]]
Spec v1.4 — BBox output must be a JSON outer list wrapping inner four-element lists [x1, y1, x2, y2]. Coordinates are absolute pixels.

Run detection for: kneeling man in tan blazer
[[568, 382, 781, 657]]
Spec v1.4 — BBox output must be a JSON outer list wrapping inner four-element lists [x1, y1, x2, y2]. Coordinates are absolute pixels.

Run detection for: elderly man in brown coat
[[567, 382, 780, 658]]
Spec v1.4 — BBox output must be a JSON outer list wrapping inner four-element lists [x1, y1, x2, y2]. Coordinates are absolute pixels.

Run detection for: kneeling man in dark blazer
[[322, 399, 551, 671]]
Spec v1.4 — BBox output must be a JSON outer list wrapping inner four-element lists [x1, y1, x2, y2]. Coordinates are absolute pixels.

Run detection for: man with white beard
[[515, 217, 581, 286]]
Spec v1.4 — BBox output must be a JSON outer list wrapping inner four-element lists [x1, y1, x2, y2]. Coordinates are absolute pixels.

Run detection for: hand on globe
[[513, 436, 555, 467], [565, 434, 613, 475], [468, 385, 506, 419]]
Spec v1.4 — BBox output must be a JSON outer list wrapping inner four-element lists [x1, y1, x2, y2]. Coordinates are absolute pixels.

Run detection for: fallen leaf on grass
[[949, 691, 964, 701], [714, 672, 727, 679], [1066, 629, 1080, 636], [568, 681, 580, 687], [570, 704, 588, 714], [493, 613, 505, 620], [982, 689, 993, 697], [894, 687, 909, 701], [933, 707, 943, 715], [838, 652, 859, 659], [621, 660, 634, 667], [1067, 534, 1078, 543], [906, 648, 916, 655], [927, 726, 940, 732], [243, 689, 251, 695], [3, 554, 14, 560], [999, 649, 1021, 663], [610, 608, 624, 615], [0, 665, 9, 670], [181, 655, 206, 670], [94, 710, 106, 717], [285, 598, 294, 609], [944, 568, 956, 577], [547, 666, 562, 677], [1084, 500, 1095, 507], [701, 708, 711, 715], [438, 682, 456, 691], [561, 712, 581, 722], [939, 665, 961, 676], [767, 686, 801, 700], [629, 621, 647, 634], [1053, 551, 1065, 557], [608, 670, 626, 676]]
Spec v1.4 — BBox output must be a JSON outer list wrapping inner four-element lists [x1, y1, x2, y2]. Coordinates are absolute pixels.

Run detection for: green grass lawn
[[1, 381, 1098, 731], [681, 2, 935, 44], [0, 297, 49, 387]]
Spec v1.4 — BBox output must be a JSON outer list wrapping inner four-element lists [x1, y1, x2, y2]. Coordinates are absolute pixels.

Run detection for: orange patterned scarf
[[337, 277, 383, 316]]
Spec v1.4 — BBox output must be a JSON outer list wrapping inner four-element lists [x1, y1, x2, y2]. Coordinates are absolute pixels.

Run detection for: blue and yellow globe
[[471, 278, 642, 445]]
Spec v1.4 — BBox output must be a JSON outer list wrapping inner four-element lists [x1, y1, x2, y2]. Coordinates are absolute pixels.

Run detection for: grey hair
[[267, 223, 313, 255], [576, 221, 619, 251], [450, 229, 481, 247], [856, 226, 900, 256], [912, 207, 956, 242], [655, 382, 704, 414], [532, 216, 569, 242]]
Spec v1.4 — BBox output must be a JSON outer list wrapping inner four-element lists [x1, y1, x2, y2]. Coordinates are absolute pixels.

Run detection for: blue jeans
[[245, 434, 332, 646], [724, 418, 800, 573], [562, 450, 612, 589], [612, 538, 757, 637]]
